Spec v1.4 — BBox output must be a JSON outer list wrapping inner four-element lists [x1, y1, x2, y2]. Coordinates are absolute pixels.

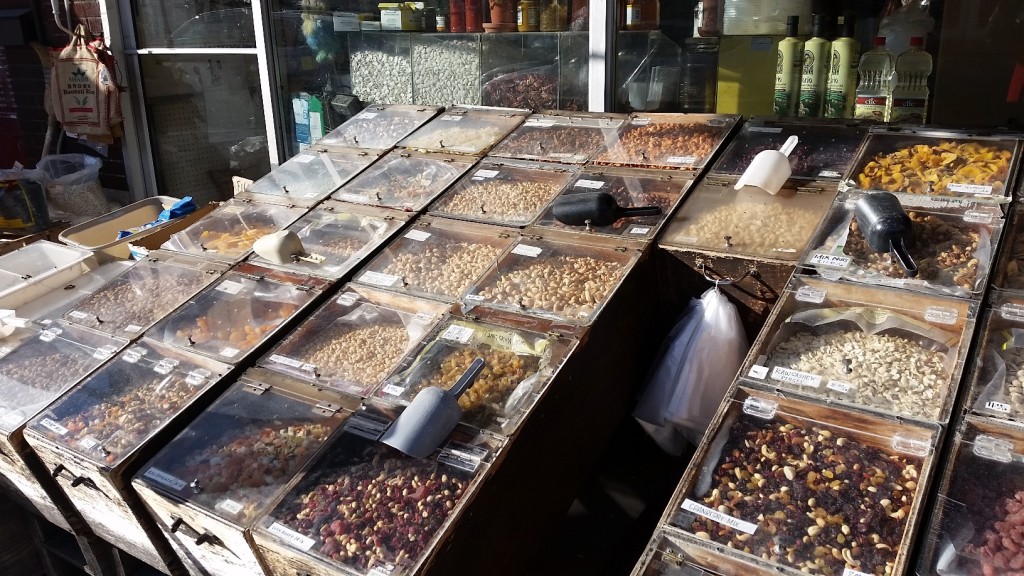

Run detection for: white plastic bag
[[37, 153, 114, 217], [634, 287, 748, 453]]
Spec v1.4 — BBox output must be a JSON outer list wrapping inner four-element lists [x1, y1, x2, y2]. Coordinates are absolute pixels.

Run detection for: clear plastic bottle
[[854, 36, 894, 121], [888, 37, 932, 123]]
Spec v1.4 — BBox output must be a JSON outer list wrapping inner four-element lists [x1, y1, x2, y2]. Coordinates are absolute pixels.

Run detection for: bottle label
[[825, 90, 847, 118], [889, 98, 927, 123], [854, 96, 888, 120]]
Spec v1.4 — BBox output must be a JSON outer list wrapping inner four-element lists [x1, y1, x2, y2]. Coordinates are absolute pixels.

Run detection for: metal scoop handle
[[449, 358, 485, 399], [889, 238, 919, 278], [618, 206, 662, 217]]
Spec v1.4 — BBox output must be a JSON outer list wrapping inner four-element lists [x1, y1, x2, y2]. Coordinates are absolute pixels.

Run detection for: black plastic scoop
[[853, 192, 918, 277], [551, 191, 662, 227]]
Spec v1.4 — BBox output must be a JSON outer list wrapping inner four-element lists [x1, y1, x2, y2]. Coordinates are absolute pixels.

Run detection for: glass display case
[[710, 118, 869, 181], [238, 146, 382, 207], [532, 167, 693, 240], [462, 230, 642, 326], [259, 284, 448, 397], [803, 192, 1004, 299], [990, 206, 1024, 294], [741, 276, 976, 424], [658, 176, 836, 260], [61, 251, 228, 339], [16, 261, 135, 326], [843, 128, 1022, 202], [246, 201, 411, 281], [252, 413, 501, 576], [488, 111, 626, 165], [662, 387, 939, 576], [333, 150, 477, 212], [318, 104, 442, 150], [161, 199, 308, 264], [428, 159, 576, 227], [354, 216, 515, 303], [915, 416, 1024, 576], [397, 105, 529, 155], [0, 241, 97, 312], [132, 370, 357, 576], [374, 315, 577, 436], [589, 113, 739, 171], [145, 263, 328, 363]]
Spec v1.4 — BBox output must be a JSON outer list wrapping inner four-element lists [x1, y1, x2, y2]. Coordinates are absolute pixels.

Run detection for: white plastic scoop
[[734, 135, 799, 195], [252, 230, 324, 265]]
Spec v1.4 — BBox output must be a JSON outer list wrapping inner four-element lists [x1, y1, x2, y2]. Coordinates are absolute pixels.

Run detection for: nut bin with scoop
[[854, 192, 918, 277], [381, 357, 485, 458], [551, 191, 662, 229], [733, 134, 799, 195]]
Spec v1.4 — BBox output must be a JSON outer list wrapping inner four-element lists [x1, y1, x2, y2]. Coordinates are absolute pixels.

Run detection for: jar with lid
[[518, 0, 540, 31], [539, 0, 567, 31], [624, 0, 659, 30]]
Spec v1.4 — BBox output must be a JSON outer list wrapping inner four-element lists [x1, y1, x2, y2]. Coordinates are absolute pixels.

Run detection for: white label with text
[[40, 418, 69, 436], [267, 522, 316, 551], [269, 354, 304, 368], [360, 271, 401, 287], [144, 468, 187, 491], [512, 244, 543, 257], [666, 156, 697, 165], [748, 365, 769, 379], [441, 324, 475, 343], [947, 183, 993, 195], [405, 230, 432, 242], [681, 499, 758, 534], [827, 380, 852, 394], [810, 253, 851, 268], [986, 401, 1012, 413], [219, 347, 240, 358], [574, 179, 606, 189], [216, 280, 245, 295], [771, 366, 821, 388]]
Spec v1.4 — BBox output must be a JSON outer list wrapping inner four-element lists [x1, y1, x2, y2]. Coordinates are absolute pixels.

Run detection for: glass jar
[[517, 0, 540, 31]]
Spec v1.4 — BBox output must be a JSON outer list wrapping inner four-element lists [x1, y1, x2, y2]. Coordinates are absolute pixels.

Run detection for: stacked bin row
[[634, 125, 1024, 575], [0, 103, 744, 576]]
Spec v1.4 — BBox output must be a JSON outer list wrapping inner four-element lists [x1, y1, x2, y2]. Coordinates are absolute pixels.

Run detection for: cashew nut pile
[[668, 202, 822, 254], [411, 39, 481, 105], [478, 254, 622, 319], [292, 322, 411, 388], [432, 180, 562, 224], [379, 242, 502, 297], [350, 51, 413, 104], [768, 329, 950, 420]]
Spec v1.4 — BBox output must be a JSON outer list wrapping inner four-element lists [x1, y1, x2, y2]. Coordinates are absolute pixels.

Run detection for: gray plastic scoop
[[380, 357, 485, 458], [252, 230, 325, 265]]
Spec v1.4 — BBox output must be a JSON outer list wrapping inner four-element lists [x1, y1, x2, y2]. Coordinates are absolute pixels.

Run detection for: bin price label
[[359, 112, 378, 119], [747, 365, 769, 379], [986, 401, 1012, 414], [440, 114, 463, 121], [627, 226, 652, 236], [269, 354, 304, 368], [267, 522, 316, 551], [512, 244, 543, 257], [827, 380, 852, 394], [336, 292, 359, 306], [78, 437, 100, 450], [39, 418, 69, 436], [405, 230, 432, 242], [123, 324, 143, 334], [810, 253, 851, 268], [771, 366, 821, 388], [473, 169, 499, 180], [441, 324, 475, 343], [216, 280, 245, 295], [574, 179, 606, 189], [818, 170, 842, 178], [144, 467, 187, 491], [666, 156, 697, 165], [336, 193, 368, 204], [293, 154, 316, 164], [681, 499, 758, 535], [68, 310, 89, 320], [360, 271, 401, 287], [368, 564, 396, 576], [844, 569, 874, 576], [219, 347, 240, 358], [947, 183, 993, 195], [381, 384, 406, 397], [217, 499, 244, 516]]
